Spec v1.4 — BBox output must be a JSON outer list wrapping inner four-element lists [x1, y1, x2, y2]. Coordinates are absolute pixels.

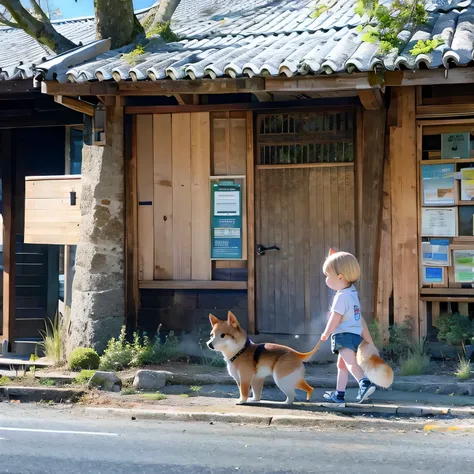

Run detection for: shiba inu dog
[[207, 311, 321, 405]]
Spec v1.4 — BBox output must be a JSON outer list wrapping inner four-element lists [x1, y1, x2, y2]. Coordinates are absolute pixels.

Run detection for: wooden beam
[[416, 103, 474, 118], [358, 89, 384, 110], [389, 87, 419, 338], [1, 130, 15, 350], [173, 94, 197, 105], [139, 280, 247, 290], [246, 110, 256, 335], [54, 95, 95, 116], [0, 80, 38, 94], [381, 68, 474, 87], [41, 81, 119, 96]]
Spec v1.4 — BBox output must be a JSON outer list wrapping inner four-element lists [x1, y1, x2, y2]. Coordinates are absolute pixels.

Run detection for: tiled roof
[[0, 6, 152, 81], [6, 0, 474, 83]]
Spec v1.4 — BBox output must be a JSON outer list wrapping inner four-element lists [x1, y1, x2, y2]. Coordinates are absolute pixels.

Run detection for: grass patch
[[75, 370, 96, 385], [455, 358, 472, 380], [39, 378, 56, 387], [40, 312, 68, 366], [180, 393, 189, 398], [0, 377, 11, 386], [190, 385, 202, 393], [121, 388, 138, 396], [141, 392, 167, 401], [399, 352, 431, 376], [146, 21, 179, 42]]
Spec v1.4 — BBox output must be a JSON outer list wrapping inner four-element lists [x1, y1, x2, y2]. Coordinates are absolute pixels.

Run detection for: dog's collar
[[229, 338, 251, 363]]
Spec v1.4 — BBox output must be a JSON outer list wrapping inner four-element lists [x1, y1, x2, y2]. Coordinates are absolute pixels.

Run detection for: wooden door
[[255, 111, 355, 335]]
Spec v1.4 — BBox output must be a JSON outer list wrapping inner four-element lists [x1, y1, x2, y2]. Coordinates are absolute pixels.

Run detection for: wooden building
[[8, 0, 474, 355]]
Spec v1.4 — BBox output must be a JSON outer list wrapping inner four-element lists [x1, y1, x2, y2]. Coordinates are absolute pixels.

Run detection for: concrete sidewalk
[[140, 361, 474, 396]]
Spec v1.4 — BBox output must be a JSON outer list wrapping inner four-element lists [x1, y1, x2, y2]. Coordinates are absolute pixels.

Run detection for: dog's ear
[[209, 313, 220, 326], [227, 311, 240, 329], [328, 247, 337, 256]]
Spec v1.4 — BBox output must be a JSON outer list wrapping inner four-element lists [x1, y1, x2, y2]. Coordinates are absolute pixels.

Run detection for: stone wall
[[68, 105, 125, 354]]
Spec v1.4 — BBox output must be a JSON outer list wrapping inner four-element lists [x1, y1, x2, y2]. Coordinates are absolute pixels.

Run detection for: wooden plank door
[[255, 110, 355, 335]]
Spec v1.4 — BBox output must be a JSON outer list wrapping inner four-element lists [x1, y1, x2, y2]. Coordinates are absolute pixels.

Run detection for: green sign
[[211, 181, 242, 259]]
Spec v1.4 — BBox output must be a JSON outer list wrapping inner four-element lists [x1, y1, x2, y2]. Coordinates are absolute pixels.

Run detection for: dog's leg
[[274, 360, 304, 405], [237, 378, 251, 405], [248, 377, 264, 402], [296, 379, 314, 401]]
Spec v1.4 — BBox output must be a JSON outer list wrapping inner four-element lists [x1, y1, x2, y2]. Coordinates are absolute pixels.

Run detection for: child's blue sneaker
[[357, 381, 376, 403], [323, 391, 345, 406]]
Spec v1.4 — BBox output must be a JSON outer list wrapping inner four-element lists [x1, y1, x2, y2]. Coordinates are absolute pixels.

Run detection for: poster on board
[[421, 207, 457, 237], [211, 181, 242, 259], [453, 250, 474, 283]]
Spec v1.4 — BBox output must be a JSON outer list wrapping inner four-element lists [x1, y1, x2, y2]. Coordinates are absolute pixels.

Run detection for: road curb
[[0, 386, 84, 403], [83, 406, 430, 431]]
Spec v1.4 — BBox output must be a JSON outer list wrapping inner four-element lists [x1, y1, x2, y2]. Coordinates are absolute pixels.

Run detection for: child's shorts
[[331, 332, 363, 354]]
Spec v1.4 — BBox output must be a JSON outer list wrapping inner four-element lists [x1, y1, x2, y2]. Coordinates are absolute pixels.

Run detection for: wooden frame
[[139, 280, 247, 290], [1, 129, 15, 349]]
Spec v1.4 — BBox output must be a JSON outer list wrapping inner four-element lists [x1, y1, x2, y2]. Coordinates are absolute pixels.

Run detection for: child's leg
[[338, 348, 365, 382], [336, 354, 349, 392]]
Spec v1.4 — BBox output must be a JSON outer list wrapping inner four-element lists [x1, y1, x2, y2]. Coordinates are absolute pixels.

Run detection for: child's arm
[[361, 317, 374, 345], [321, 312, 342, 340]]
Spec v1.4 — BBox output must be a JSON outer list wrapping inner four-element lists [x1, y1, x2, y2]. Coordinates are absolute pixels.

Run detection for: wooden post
[[246, 111, 256, 334], [389, 87, 419, 339], [1, 130, 15, 350]]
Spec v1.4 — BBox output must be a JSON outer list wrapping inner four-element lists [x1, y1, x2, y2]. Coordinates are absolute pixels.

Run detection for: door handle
[[257, 244, 280, 256]]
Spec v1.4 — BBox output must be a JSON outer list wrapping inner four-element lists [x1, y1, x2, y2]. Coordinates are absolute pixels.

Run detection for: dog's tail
[[357, 341, 394, 389], [296, 340, 323, 362]]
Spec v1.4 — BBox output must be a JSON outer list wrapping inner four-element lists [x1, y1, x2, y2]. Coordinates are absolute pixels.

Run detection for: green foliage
[[409, 38, 444, 55], [40, 313, 67, 366], [121, 388, 138, 396], [385, 320, 415, 361], [0, 377, 11, 386], [69, 348, 100, 371], [435, 312, 474, 347], [354, 0, 428, 53], [122, 44, 146, 66], [75, 370, 97, 385], [39, 378, 56, 387], [311, 4, 329, 19], [99, 325, 183, 371], [455, 357, 472, 380], [141, 392, 167, 401], [146, 21, 180, 42], [399, 351, 431, 375]]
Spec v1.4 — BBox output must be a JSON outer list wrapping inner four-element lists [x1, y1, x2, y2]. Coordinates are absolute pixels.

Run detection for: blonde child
[[321, 250, 375, 404]]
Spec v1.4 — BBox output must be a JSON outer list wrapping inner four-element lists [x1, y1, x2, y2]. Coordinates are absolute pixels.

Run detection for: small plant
[[190, 385, 202, 393], [40, 313, 65, 366], [69, 347, 100, 371], [39, 378, 56, 387], [122, 44, 146, 66], [0, 376, 11, 386], [99, 325, 183, 371], [410, 38, 444, 56], [121, 388, 138, 396], [399, 352, 431, 376], [385, 320, 415, 362], [141, 392, 167, 401], [455, 357, 472, 381], [146, 21, 180, 42], [435, 312, 474, 347], [75, 370, 96, 385]]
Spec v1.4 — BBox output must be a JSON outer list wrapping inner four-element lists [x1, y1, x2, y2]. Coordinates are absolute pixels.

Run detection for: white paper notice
[[214, 191, 240, 216], [421, 207, 457, 237]]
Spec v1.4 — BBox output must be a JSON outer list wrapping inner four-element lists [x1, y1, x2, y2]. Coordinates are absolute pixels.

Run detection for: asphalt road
[[0, 404, 472, 473]]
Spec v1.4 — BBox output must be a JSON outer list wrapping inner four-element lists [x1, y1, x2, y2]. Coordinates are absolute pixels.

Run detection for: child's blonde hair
[[323, 251, 360, 284]]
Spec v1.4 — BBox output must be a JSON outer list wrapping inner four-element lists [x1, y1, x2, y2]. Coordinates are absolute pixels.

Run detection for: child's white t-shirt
[[330, 285, 363, 335]]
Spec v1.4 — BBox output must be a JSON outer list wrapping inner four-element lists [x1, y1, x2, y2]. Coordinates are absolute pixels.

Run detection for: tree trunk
[[94, 0, 144, 49], [143, 0, 182, 31], [0, 0, 76, 53]]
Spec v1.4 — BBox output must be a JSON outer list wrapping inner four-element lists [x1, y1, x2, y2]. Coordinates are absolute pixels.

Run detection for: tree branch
[[0, 0, 76, 53], [30, 0, 51, 23], [0, 10, 19, 28]]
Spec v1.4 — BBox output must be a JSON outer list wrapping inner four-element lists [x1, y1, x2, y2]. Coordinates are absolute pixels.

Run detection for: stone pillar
[[68, 104, 125, 354]]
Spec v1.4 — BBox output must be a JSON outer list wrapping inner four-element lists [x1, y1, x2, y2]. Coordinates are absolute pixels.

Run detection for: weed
[[190, 385, 202, 393], [180, 393, 189, 398], [39, 378, 56, 387], [146, 21, 179, 42], [399, 352, 431, 376], [99, 325, 183, 371], [455, 357, 472, 381], [122, 44, 145, 66], [121, 388, 138, 396], [0, 377, 11, 386], [75, 370, 96, 385], [141, 392, 167, 401], [40, 311, 69, 366]]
